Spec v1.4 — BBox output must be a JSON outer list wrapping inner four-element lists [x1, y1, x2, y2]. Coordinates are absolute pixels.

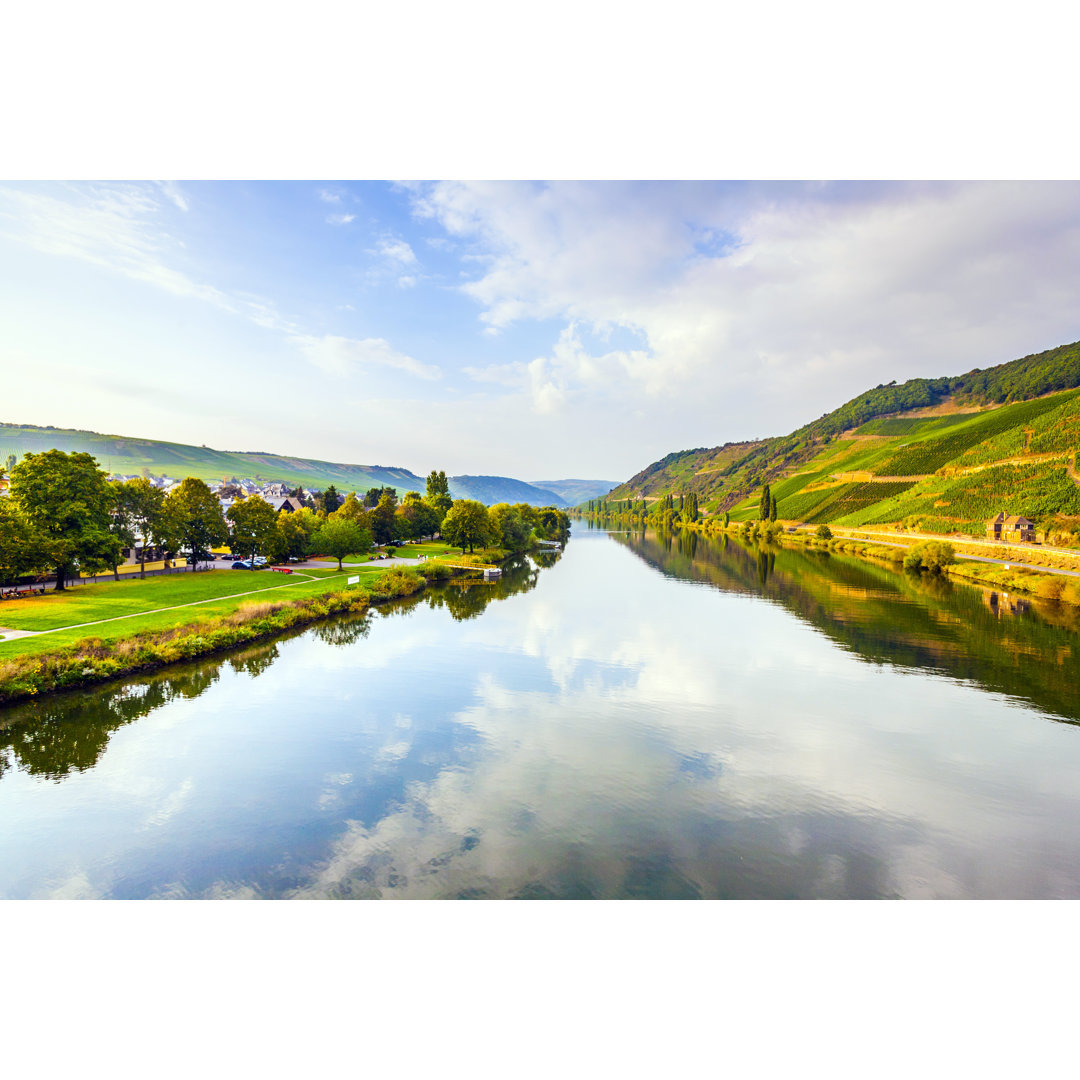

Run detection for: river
[[3, 525, 1080, 898]]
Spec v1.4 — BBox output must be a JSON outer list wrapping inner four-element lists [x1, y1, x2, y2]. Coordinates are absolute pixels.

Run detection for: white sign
[[348, 575, 360, 585]]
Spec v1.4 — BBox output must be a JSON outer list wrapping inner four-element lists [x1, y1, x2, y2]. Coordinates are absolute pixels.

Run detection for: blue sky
[[2, 180, 1080, 481]]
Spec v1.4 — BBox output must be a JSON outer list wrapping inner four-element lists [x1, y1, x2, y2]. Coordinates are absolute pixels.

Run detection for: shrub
[[903, 541, 956, 573], [816, 524, 833, 540]]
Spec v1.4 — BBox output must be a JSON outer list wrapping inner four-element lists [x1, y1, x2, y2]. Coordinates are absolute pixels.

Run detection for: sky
[[2, 179, 1080, 482]]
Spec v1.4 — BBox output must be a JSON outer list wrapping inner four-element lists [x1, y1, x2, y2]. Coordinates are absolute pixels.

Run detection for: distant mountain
[[449, 475, 567, 507], [529, 479, 620, 504], [0, 423, 565, 507]]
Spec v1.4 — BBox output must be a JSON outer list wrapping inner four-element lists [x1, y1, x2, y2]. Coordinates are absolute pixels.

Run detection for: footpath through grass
[[0, 566, 388, 658]]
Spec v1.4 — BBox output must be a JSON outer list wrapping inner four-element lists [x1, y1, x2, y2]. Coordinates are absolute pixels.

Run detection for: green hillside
[[607, 339, 1080, 542], [0, 423, 564, 507]]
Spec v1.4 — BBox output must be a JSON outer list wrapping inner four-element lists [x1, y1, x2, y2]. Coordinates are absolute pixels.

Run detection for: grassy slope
[[607, 339, 1080, 538], [0, 423, 424, 493], [0, 567, 388, 658]]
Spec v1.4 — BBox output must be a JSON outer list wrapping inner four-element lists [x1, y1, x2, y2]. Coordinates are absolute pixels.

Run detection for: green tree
[[310, 517, 372, 570], [10, 450, 118, 589], [333, 492, 370, 527], [815, 524, 832, 540], [684, 491, 699, 522], [398, 492, 439, 540], [722, 511, 730, 528], [426, 470, 453, 521], [441, 499, 492, 554], [769, 493, 778, 522], [164, 477, 228, 570], [488, 503, 530, 552], [370, 491, 400, 545], [759, 483, 771, 522], [119, 477, 168, 578], [227, 495, 280, 568], [903, 541, 956, 573], [317, 484, 342, 514], [276, 506, 320, 561], [4, 453, 16, 475], [0, 498, 43, 584]]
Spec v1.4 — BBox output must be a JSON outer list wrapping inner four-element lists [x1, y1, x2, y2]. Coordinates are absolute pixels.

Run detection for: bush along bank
[[0, 566, 441, 706]]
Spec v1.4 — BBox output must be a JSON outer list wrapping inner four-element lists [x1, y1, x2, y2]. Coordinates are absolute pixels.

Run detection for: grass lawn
[[0, 566, 393, 657]]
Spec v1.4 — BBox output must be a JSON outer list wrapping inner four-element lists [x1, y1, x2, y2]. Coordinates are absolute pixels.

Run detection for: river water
[[3, 525, 1080, 899]]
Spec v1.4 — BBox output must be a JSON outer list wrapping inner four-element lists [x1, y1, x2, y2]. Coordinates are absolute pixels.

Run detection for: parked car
[[231, 560, 252, 570], [253, 556, 267, 566]]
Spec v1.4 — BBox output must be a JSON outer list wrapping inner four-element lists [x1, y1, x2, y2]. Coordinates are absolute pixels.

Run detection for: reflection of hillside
[[614, 530, 1080, 723], [0, 556, 551, 783]]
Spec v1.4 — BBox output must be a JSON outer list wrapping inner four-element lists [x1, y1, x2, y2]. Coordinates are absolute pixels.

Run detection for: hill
[[448, 476, 566, 507], [528, 479, 620, 504], [0, 423, 564, 507], [606, 339, 1080, 542]]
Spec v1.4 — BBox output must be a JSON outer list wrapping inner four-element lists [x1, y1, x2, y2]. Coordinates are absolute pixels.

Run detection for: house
[[986, 511, 1035, 542], [266, 496, 304, 514]]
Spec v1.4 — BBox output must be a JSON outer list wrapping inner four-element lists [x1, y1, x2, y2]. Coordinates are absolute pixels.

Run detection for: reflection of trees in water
[[0, 551, 559, 785], [309, 612, 373, 648], [616, 528, 1080, 724], [228, 642, 280, 676], [421, 556, 543, 622], [0, 662, 221, 781]]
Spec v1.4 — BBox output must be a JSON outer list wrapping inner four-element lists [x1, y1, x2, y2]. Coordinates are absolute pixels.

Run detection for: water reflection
[[611, 528, 1080, 724]]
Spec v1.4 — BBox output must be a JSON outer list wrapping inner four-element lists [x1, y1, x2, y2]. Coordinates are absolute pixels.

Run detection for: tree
[[903, 541, 955, 573], [227, 495, 280, 568], [333, 492, 370, 526], [722, 511, 730, 528], [0, 498, 43, 584], [426, 470, 453, 520], [370, 491, 399, 545], [310, 517, 371, 570], [398, 492, 439, 540], [276, 506, 320, 561], [759, 483, 771, 522], [164, 477, 228, 570], [10, 450, 118, 589], [317, 484, 342, 515], [489, 503, 530, 552], [441, 499, 492, 554], [363, 485, 396, 509], [121, 477, 168, 578], [815, 524, 832, 540], [108, 478, 167, 580], [4, 453, 16, 475], [769, 493, 778, 522], [108, 481, 140, 580], [684, 491, 699, 523]]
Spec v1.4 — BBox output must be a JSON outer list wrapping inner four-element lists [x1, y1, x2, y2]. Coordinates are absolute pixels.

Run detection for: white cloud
[[371, 235, 418, 267], [290, 333, 441, 380], [412, 180, 1080, 448], [318, 188, 341, 203], [0, 182, 235, 311], [327, 212, 356, 225], [154, 180, 189, 212]]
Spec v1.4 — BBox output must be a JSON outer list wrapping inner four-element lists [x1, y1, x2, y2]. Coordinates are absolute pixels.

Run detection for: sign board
[[348, 575, 360, 585]]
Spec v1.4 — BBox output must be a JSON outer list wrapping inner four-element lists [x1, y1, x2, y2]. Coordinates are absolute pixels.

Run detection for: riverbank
[[0, 563, 462, 706], [718, 522, 1080, 606]]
